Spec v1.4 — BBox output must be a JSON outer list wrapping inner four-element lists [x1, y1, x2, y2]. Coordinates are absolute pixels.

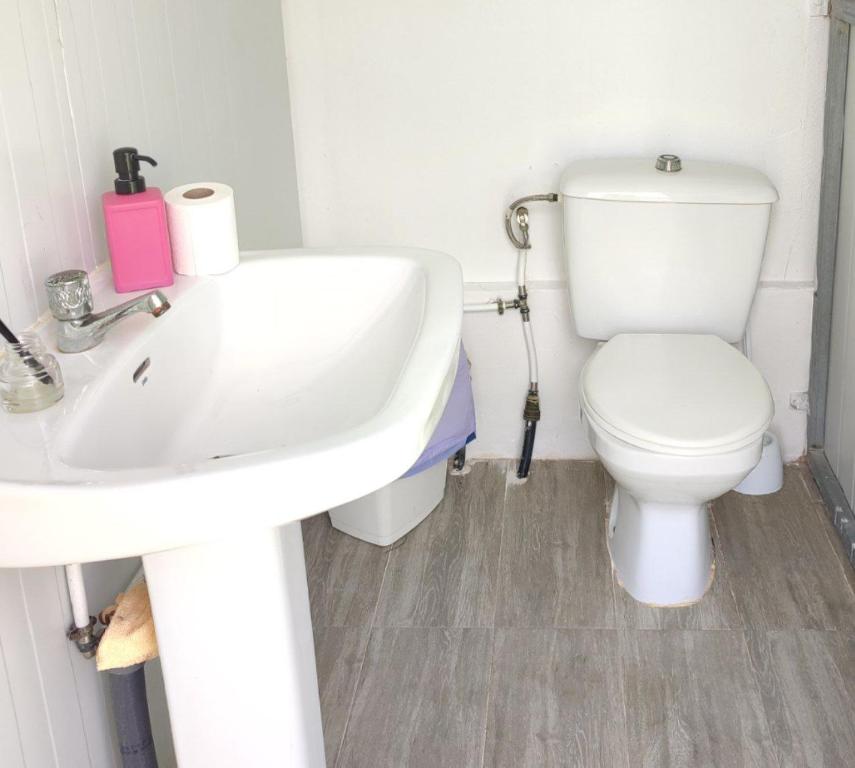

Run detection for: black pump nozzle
[[112, 147, 157, 195]]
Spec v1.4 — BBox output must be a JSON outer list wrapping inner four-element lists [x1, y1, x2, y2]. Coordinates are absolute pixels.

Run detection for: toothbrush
[[0, 318, 54, 386]]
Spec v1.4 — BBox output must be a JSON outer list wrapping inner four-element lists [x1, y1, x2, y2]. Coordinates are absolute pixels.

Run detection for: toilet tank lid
[[560, 158, 778, 204]]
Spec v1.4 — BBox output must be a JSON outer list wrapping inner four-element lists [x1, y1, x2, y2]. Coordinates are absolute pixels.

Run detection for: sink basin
[[0, 247, 462, 568], [0, 247, 462, 768]]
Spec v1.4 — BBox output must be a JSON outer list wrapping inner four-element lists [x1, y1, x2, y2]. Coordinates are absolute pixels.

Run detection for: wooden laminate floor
[[302, 460, 855, 768]]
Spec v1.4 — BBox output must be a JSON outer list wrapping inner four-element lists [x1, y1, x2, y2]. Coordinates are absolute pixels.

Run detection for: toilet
[[561, 156, 778, 606]]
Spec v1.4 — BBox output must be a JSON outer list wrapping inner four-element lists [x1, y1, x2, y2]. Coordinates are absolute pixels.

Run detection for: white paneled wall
[[0, 0, 300, 332], [0, 562, 135, 767], [0, 1, 300, 766]]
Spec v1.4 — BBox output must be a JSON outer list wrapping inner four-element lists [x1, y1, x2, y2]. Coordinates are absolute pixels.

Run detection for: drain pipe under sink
[[107, 664, 158, 768], [99, 576, 159, 768]]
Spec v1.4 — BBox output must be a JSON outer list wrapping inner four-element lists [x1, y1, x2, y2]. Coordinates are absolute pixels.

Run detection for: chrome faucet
[[45, 270, 171, 353]]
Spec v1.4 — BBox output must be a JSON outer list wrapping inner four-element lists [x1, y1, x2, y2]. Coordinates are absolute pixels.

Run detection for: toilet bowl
[[580, 333, 773, 606]]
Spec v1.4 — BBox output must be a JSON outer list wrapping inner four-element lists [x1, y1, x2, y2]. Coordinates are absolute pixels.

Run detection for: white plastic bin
[[328, 461, 448, 546], [328, 344, 475, 546]]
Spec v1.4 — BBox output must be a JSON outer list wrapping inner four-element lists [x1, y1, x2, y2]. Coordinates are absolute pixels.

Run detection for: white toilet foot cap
[[734, 432, 783, 496]]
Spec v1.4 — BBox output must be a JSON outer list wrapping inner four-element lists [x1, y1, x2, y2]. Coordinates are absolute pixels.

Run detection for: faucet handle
[[45, 270, 94, 320]]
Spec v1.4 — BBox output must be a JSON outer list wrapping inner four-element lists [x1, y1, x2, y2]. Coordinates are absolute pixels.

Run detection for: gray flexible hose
[[108, 664, 158, 768]]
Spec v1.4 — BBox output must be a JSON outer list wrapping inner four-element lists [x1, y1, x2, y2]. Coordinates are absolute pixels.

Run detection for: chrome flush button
[[655, 154, 682, 173]]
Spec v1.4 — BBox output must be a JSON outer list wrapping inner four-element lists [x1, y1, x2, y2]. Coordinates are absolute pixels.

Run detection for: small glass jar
[[0, 332, 64, 414]]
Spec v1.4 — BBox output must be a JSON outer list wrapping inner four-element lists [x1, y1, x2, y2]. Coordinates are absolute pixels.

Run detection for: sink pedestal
[[143, 523, 325, 767]]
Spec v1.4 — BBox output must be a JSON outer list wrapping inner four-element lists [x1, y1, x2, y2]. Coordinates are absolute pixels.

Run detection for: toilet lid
[[580, 334, 773, 455]]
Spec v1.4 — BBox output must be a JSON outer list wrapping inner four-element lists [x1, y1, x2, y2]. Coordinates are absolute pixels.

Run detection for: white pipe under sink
[[65, 563, 90, 629], [463, 300, 502, 312]]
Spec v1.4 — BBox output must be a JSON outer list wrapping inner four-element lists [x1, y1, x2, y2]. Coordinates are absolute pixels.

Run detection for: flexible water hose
[[518, 419, 537, 478], [505, 195, 559, 477], [516, 249, 540, 479], [521, 310, 538, 386], [462, 191, 556, 477]]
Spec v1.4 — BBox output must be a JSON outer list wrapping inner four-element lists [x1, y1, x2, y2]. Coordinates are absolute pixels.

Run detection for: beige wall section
[[0, 1, 301, 765], [282, 0, 827, 461], [0, 0, 301, 332], [825, 40, 855, 504]]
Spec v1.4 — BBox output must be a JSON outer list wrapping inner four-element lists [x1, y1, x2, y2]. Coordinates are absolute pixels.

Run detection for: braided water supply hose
[[518, 385, 541, 479], [505, 194, 557, 478], [504, 193, 559, 250], [463, 193, 557, 477]]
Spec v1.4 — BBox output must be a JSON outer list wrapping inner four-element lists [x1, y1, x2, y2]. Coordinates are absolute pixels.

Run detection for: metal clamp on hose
[[523, 389, 541, 422], [68, 617, 100, 658]]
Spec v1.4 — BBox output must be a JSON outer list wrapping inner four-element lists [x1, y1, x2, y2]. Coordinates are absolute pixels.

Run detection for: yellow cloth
[[96, 581, 159, 671]]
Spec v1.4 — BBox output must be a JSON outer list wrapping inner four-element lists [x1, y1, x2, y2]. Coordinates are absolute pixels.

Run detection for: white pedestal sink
[[0, 248, 463, 767]]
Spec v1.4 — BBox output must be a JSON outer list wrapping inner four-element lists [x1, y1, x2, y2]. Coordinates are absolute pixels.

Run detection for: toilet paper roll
[[164, 182, 240, 276]]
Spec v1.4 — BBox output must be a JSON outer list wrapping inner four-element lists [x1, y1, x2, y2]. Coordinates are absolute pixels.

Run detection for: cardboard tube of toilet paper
[[165, 182, 240, 276]]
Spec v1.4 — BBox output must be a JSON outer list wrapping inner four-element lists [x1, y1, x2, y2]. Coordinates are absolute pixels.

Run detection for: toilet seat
[[580, 334, 773, 456]]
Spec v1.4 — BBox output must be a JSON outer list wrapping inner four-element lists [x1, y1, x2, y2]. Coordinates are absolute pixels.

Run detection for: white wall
[[281, 0, 828, 461], [0, 0, 301, 333], [0, 1, 300, 766]]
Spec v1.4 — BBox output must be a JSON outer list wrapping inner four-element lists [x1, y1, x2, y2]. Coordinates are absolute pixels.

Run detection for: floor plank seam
[[711, 504, 751, 632], [478, 629, 497, 768], [739, 629, 786, 768], [476, 461, 509, 768], [614, 629, 633, 768], [331, 626, 370, 768], [492, 459, 511, 631], [332, 548, 392, 768]]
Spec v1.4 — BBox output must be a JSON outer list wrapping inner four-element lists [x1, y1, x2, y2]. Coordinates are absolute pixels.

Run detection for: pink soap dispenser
[[102, 147, 174, 293]]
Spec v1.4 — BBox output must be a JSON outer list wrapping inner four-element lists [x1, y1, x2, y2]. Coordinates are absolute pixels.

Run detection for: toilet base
[[607, 486, 714, 606]]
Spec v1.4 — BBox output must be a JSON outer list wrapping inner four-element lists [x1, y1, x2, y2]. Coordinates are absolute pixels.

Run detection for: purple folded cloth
[[402, 343, 476, 478]]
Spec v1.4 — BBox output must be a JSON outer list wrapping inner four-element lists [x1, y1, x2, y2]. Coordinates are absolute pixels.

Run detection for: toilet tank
[[561, 157, 778, 342]]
